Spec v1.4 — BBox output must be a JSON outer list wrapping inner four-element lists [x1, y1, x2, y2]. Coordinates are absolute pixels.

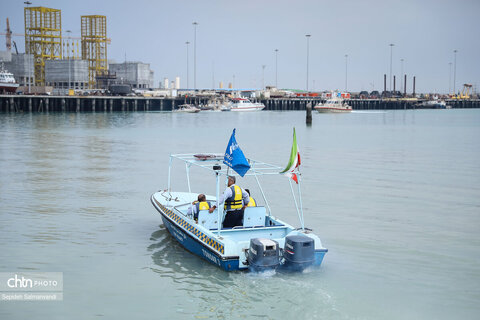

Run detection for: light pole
[[66, 30, 71, 94], [344, 54, 348, 92], [453, 49, 458, 94], [25, 1, 32, 90], [305, 34, 311, 92], [185, 41, 189, 89], [448, 62, 452, 94], [212, 61, 215, 89], [400, 58, 404, 93], [262, 65, 266, 90], [274, 49, 278, 88], [389, 43, 394, 91], [192, 22, 198, 90]]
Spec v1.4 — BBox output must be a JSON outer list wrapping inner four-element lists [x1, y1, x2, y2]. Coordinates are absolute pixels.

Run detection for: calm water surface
[[0, 110, 479, 319]]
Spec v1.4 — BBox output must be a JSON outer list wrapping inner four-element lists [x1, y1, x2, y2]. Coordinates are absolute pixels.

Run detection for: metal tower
[[24, 7, 62, 86], [81, 15, 107, 88]]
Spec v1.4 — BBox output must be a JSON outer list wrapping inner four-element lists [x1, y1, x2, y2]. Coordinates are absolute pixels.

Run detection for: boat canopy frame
[[166, 153, 305, 235]]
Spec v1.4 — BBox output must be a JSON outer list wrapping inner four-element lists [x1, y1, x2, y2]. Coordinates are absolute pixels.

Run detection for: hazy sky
[[2, 0, 479, 93]]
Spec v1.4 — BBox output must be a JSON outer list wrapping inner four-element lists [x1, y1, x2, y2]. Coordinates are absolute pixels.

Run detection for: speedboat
[[0, 66, 19, 94], [150, 130, 328, 271], [314, 97, 352, 113], [173, 104, 201, 113], [229, 98, 265, 112]]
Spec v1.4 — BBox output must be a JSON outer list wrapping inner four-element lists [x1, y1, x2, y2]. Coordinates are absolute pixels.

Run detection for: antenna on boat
[[213, 164, 223, 236]]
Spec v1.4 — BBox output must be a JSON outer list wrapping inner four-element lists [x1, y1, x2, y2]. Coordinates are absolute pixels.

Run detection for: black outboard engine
[[283, 235, 315, 271], [247, 238, 280, 271]]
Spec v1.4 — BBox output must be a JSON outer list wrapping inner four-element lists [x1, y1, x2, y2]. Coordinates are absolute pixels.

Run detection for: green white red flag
[[280, 128, 301, 183]]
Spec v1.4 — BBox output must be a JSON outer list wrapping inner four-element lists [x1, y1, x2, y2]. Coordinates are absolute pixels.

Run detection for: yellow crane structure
[[81, 15, 108, 89], [459, 84, 472, 99], [24, 6, 62, 86]]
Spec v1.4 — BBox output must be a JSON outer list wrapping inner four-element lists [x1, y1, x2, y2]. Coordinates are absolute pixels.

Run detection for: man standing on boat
[[209, 176, 249, 228]]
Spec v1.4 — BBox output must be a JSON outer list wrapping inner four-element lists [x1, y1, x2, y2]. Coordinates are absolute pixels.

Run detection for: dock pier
[[1, 95, 479, 113]]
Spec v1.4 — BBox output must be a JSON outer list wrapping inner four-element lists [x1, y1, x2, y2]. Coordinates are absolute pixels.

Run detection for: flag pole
[[297, 174, 305, 230]]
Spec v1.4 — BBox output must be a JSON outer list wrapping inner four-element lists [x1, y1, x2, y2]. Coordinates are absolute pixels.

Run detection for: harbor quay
[[0, 95, 479, 113]]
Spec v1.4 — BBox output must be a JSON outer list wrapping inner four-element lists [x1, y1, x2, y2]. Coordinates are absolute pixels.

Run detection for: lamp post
[[344, 54, 348, 92], [400, 58, 404, 93], [453, 49, 458, 94], [212, 61, 215, 89], [448, 62, 452, 94], [262, 65, 266, 90], [389, 43, 394, 91], [66, 30, 71, 94], [305, 34, 311, 92], [193, 22, 198, 90], [25, 1, 32, 91], [185, 41, 189, 89], [274, 49, 278, 88]]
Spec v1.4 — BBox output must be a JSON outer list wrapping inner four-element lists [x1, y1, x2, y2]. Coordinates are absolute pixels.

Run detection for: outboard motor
[[247, 238, 280, 271], [283, 235, 315, 271]]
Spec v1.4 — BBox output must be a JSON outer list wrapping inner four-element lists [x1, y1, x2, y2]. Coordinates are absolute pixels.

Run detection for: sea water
[[0, 109, 479, 319]]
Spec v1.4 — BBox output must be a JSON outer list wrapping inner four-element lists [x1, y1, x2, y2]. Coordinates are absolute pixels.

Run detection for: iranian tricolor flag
[[280, 128, 301, 183]]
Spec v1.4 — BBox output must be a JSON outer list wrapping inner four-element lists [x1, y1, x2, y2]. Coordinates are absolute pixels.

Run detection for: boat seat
[[197, 210, 219, 230], [243, 206, 266, 228]]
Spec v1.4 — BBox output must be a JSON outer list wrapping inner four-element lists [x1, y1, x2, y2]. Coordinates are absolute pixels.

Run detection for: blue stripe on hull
[[161, 215, 240, 271]]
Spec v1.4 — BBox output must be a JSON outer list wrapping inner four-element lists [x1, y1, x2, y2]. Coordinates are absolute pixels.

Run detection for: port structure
[[24, 6, 62, 86], [81, 15, 107, 89]]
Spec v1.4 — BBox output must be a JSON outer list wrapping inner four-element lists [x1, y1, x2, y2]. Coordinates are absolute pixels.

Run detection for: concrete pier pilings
[[0, 95, 479, 113]]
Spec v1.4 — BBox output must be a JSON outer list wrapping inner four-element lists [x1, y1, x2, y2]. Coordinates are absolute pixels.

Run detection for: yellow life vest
[[247, 196, 256, 207], [224, 185, 243, 210], [195, 201, 211, 212]]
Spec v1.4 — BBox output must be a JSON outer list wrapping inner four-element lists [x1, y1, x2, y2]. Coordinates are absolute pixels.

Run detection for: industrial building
[[45, 59, 89, 90], [109, 61, 154, 89], [1, 52, 35, 87]]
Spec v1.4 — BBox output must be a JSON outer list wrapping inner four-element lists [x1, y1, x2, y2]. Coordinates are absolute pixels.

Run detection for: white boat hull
[[230, 105, 265, 112], [0, 82, 19, 93], [315, 106, 352, 113]]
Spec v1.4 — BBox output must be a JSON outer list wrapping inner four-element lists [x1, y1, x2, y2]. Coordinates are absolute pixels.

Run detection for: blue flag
[[223, 129, 251, 177]]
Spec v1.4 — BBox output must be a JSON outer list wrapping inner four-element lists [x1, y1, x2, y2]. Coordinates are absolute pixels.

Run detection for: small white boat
[[0, 66, 19, 94], [173, 104, 201, 113], [314, 97, 352, 113], [220, 105, 231, 112], [229, 98, 265, 112]]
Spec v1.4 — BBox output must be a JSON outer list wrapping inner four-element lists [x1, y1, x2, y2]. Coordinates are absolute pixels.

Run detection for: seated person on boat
[[209, 176, 249, 228], [245, 189, 257, 207], [187, 194, 212, 222]]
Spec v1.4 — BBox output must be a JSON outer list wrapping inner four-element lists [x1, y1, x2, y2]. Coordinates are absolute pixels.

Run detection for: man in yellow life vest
[[187, 194, 212, 222], [209, 176, 249, 228], [245, 189, 257, 207]]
